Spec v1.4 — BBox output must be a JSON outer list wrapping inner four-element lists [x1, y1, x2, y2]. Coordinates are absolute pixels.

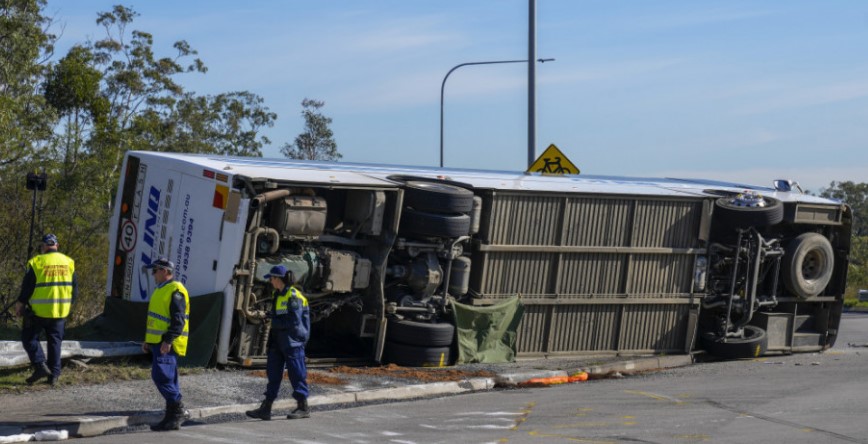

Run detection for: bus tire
[[782, 233, 834, 298], [400, 208, 471, 238], [700, 325, 768, 359], [382, 341, 452, 367], [714, 196, 783, 229], [404, 181, 474, 214], [387, 318, 455, 347]]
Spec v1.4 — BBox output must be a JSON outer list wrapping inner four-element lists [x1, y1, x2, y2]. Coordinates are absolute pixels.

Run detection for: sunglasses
[[151, 268, 164, 275]]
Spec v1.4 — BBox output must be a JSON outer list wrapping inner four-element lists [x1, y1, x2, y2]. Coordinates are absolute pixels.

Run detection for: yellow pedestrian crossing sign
[[527, 144, 580, 175]]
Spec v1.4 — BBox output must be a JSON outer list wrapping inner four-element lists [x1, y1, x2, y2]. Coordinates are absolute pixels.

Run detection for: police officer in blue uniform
[[142, 257, 191, 432], [15, 234, 77, 386], [246, 265, 311, 420]]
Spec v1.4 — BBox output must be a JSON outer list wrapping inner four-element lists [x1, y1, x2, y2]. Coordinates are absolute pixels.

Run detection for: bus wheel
[[714, 194, 783, 229], [383, 341, 452, 367], [403, 181, 474, 214], [700, 326, 768, 359], [400, 207, 471, 238], [387, 318, 455, 347], [782, 233, 834, 298]]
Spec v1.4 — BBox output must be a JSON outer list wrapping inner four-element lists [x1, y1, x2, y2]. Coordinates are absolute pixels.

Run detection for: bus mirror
[[773, 179, 803, 194]]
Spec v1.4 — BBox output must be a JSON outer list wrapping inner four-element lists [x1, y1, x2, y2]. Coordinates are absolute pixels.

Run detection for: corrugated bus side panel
[[484, 194, 562, 245], [477, 252, 554, 296], [632, 200, 703, 248], [562, 197, 632, 247], [557, 253, 626, 296], [515, 305, 549, 354], [471, 191, 704, 356], [548, 305, 620, 352], [627, 254, 695, 295], [620, 304, 692, 352]]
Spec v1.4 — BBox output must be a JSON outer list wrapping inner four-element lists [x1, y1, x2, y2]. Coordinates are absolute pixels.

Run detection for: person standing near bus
[[15, 234, 76, 386], [246, 265, 311, 420], [143, 257, 191, 432]]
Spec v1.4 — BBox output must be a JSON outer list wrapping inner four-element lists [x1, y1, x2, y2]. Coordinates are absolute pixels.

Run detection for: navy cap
[[42, 234, 58, 246], [264, 265, 287, 279], [144, 256, 174, 271]]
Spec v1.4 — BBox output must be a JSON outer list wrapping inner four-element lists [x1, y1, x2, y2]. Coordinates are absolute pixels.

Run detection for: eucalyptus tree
[[281, 98, 340, 161]]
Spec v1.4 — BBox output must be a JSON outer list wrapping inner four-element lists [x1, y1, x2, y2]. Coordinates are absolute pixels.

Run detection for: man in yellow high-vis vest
[[142, 256, 191, 432], [15, 234, 76, 387]]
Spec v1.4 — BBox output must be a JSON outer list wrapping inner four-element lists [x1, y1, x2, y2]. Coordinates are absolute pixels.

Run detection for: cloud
[[539, 58, 685, 86], [621, 6, 776, 32], [346, 20, 459, 53], [735, 79, 868, 115]]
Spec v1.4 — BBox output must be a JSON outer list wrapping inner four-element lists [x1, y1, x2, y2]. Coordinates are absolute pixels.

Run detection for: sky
[[43, 1, 868, 192]]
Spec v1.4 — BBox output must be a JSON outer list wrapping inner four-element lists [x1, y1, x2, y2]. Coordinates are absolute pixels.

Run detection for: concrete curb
[[495, 355, 694, 387], [3, 355, 693, 440]]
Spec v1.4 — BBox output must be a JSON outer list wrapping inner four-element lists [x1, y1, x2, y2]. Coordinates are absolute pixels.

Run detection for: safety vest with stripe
[[272, 286, 310, 346], [27, 252, 75, 319], [145, 281, 190, 357], [274, 286, 308, 316]]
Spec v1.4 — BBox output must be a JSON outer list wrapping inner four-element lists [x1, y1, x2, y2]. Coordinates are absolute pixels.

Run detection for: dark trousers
[[21, 315, 65, 377], [150, 346, 182, 403], [264, 333, 309, 402]]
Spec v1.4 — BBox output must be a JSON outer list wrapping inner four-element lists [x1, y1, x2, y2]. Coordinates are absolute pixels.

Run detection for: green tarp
[[452, 296, 524, 364], [89, 292, 224, 367]]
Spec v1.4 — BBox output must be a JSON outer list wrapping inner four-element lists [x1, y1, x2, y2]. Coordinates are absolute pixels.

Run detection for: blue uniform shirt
[[270, 286, 310, 347]]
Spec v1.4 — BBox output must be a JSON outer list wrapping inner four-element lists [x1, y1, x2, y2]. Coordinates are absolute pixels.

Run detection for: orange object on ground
[[520, 372, 588, 387], [568, 372, 589, 382]]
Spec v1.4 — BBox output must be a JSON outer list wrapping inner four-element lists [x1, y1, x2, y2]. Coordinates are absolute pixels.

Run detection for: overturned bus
[[106, 151, 851, 366]]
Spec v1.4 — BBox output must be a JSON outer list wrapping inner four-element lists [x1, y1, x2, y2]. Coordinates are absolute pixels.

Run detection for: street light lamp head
[[440, 57, 555, 168]]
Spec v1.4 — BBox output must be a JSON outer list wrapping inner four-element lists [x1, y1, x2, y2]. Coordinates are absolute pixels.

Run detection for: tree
[[820, 181, 868, 236], [281, 98, 340, 161], [0, 0, 56, 164], [43, 45, 108, 169], [819, 181, 868, 300], [848, 235, 868, 296], [0, 0, 58, 320], [3, 4, 280, 325], [133, 91, 276, 156]]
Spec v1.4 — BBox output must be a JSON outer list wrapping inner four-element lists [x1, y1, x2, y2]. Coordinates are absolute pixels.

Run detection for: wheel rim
[[726, 191, 770, 208], [802, 249, 828, 282]]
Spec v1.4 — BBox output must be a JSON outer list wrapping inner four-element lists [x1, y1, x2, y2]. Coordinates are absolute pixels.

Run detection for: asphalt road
[[75, 313, 868, 444]]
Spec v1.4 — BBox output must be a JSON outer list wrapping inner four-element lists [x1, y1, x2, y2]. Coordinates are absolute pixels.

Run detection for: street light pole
[[528, 0, 537, 167], [440, 58, 554, 168]]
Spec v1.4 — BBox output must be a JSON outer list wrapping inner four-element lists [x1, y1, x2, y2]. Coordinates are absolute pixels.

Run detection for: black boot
[[287, 398, 310, 419], [172, 401, 191, 427], [25, 362, 51, 386], [175, 401, 190, 423], [245, 399, 273, 421], [150, 400, 172, 431], [151, 401, 189, 431]]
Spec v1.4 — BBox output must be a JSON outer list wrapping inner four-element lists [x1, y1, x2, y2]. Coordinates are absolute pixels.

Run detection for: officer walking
[[15, 234, 76, 386], [142, 257, 191, 432], [246, 265, 311, 421]]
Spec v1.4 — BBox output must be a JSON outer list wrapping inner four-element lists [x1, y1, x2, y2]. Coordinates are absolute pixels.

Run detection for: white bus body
[[107, 152, 851, 365]]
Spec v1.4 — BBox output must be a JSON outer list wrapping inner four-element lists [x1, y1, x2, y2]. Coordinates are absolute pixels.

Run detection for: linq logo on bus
[[137, 185, 163, 301]]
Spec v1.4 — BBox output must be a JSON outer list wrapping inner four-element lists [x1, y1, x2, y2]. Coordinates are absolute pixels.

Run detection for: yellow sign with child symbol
[[527, 144, 580, 175]]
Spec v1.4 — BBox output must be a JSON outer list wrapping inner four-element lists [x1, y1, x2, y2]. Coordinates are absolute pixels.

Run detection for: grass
[[844, 297, 868, 309], [1, 317, 208, 395], [0, 354, 204, 394]]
